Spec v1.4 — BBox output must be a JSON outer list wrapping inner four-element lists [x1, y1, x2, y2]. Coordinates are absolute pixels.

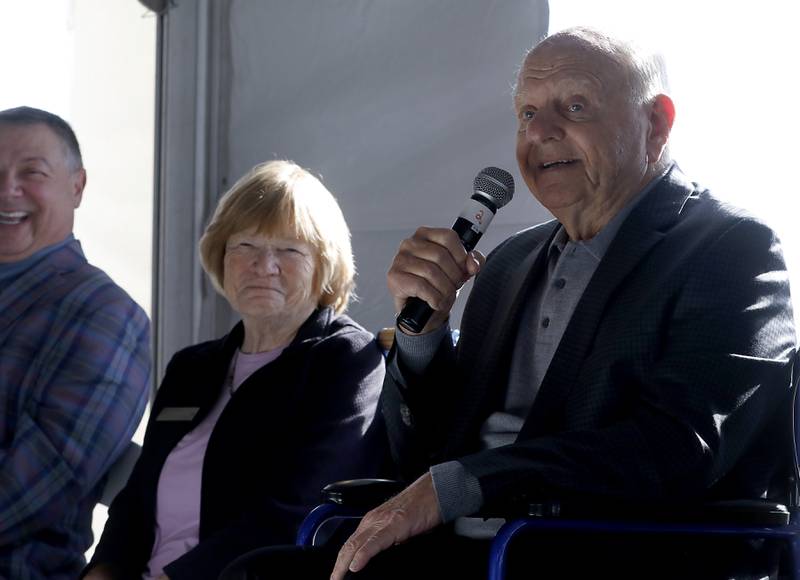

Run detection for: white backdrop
[[155, 0, 550, 375]]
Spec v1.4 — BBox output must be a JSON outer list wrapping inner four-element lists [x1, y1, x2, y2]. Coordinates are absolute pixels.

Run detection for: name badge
[[156, 407, 199, 422]]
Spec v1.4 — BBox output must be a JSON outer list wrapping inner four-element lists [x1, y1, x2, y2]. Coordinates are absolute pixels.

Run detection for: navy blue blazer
[[89, 307, 385, 580], [383, 166, 796, 509]]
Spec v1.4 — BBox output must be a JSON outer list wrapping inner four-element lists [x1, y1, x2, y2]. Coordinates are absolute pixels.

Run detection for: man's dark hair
[[0, 106, 83, 170]]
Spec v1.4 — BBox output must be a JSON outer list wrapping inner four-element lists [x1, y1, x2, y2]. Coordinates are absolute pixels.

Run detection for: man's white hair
[[520, 27, 670, 106]]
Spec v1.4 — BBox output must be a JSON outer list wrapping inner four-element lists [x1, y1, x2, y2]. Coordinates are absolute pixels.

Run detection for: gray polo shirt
[[395, 170, 669, 534]]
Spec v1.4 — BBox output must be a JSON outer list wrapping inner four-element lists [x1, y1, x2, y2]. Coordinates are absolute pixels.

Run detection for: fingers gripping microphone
[[396, 167, 515, 333]]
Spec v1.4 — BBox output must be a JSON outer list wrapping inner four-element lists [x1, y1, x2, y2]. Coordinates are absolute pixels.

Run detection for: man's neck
[[0, 235, 75, 281], [560, 164, 670, 241]]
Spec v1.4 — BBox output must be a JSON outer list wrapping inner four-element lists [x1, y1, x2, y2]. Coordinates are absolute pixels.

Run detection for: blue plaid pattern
[[0, 239, 151, 579]]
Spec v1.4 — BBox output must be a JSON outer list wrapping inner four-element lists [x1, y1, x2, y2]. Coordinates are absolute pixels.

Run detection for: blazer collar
[[218, 306, 335, 355], [519, 165, 698, 437], [172, 306, 336, 420], [202, 306, 336, 393]]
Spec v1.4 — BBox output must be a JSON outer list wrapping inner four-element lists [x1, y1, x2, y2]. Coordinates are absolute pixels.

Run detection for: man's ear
[[72, 168, 87, 209], [646, 94, 675, 165]]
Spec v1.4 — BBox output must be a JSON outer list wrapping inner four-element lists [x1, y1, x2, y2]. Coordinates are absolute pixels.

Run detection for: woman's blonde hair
[[199, 160, 355, 314]]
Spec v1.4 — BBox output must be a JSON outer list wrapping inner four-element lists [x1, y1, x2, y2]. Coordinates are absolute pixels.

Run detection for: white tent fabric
[[155, 0, 549, 374]]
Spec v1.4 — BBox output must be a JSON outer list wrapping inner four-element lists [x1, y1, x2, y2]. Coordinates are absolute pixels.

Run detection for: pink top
[[144, 347, 283, 579]]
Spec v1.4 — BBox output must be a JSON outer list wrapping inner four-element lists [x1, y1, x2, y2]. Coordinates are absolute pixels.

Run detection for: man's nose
[[523, 110, 564, 144], [0, 171, 20, 197]]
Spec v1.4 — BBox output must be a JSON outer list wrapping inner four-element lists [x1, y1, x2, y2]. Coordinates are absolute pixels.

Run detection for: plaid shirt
[[0, 239, 151, 579]]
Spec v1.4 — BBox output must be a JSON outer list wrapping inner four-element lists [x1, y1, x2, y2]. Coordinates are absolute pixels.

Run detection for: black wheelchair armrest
[[320, 480, 791, 527], [294, 480, 404, 548], [517, 497, 791, 526], [321, 478, 406, 509]]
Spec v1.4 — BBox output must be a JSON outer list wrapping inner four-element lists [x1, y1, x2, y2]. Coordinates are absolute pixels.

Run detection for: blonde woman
[[84, 161, 385, 580]]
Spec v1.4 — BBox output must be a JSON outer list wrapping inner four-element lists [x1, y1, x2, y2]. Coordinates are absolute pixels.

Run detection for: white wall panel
[[155, 0, 549, 377]]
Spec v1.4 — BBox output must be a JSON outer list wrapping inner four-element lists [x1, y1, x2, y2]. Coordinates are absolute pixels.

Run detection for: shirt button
[[400, 404, 413, 427], [541, 317, 550, 328], [554, 278, 566, 289]]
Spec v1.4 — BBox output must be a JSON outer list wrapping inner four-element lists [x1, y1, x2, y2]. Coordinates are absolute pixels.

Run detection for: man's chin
[[531, 185, 585, 210], [0, 234, 37, 263]]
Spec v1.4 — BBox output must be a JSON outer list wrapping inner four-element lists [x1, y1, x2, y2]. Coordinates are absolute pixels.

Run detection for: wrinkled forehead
[[515, 65, 604, 102], [229, 221, 316, 251], [231, 224, 295, 241], [517, 38, 627, 95], [0, 122, 70, 163]]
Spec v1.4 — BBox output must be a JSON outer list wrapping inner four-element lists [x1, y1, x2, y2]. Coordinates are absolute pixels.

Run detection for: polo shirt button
[[400, 404, 413, 427], [554, 278, 566, 289], [541, 317, 550, 328]]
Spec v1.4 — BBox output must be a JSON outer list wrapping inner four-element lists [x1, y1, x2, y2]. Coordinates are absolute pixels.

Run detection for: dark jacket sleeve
[[380, 232, 523, 483], [381, 335, 458, 482]]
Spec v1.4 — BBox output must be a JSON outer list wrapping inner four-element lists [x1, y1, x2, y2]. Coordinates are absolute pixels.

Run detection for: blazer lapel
[[193, 326, 244, 420], [520, 167, 698, 438]]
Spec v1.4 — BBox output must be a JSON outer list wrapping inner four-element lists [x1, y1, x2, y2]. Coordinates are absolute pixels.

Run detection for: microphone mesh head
[[473, 167, 514, 208]]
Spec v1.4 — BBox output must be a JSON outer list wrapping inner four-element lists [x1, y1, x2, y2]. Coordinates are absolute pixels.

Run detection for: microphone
[[396, 166, 515, 334]]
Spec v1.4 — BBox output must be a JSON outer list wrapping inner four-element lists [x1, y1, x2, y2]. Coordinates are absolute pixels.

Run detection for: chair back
[[99, 441, 141, 506], [376, 327, 396, 355], [790, 350, 800, 508]]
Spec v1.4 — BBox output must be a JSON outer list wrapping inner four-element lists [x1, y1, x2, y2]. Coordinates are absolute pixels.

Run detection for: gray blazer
[[383, 166, 796, 509]]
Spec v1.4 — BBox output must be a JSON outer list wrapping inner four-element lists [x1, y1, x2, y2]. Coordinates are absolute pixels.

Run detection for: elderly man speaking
[[337, 28, 796, 579], [223, 27, 795, 580], [0, 107, 150, 579]]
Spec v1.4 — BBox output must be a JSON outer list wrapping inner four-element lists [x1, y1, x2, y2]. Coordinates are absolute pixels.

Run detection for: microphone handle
[[396, 217, 484, 334], [395, 297, 434, 334]]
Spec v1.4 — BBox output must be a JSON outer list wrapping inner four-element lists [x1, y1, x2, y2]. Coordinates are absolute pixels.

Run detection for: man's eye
[[567, 103, 584, 113], [520, 110, 535, 121]]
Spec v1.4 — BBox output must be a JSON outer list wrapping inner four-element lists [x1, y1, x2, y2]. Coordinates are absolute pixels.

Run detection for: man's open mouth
[[0, 211, 28, 225], [540, 159, 578, 170]]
